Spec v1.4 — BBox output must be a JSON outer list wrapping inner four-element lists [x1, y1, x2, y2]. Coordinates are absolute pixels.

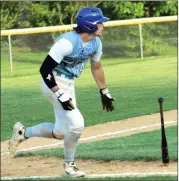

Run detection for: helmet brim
[[100, 17, 110, 22], [92, 17, 110, 24]]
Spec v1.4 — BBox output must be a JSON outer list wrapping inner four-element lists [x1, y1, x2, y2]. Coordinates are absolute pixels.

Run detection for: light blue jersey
[[52, 31, 102, 78]]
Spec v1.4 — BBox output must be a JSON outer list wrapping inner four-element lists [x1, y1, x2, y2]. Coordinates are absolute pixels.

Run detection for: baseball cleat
[[62, 161, 85, 178], [8, 122, 26, 154]]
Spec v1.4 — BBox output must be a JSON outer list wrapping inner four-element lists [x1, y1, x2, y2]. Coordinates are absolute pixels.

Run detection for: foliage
[[1, 1, 178, 30], [101, 20, 177, 58], [99, 1, 145, 20], [1, 2, 177, 57], [1, 2, 31, 29], [143, 1, 178, 17]]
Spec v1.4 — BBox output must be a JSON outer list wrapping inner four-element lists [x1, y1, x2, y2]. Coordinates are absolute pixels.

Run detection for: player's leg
[[23, 78, 68, 141], [9, 79, 59, 153], [53, 104, 85, 178], [62, 109, 85, 178], [53, 77, 85, 177], [8, 121, 56, 154]]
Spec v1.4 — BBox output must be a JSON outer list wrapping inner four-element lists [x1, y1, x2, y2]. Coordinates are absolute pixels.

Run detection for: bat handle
[[158, 97, 164, 120]]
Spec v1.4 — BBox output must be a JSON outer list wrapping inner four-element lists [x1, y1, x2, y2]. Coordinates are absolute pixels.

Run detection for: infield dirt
[[1, 110, 177, 178]]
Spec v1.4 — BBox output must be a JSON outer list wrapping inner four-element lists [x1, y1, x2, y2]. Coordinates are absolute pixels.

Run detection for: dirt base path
[[2, 157, 177, 178], [1, 110, 177, 178]]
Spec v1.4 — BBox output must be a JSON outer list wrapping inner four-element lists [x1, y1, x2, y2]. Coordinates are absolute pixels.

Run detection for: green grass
[[16, 126, 177, 162], [4, 176, 177, 181], [1, 51, 46, 77], [1, 56, 177, 141], [1, 50, 176, 78], [2, 51, 148, 78]]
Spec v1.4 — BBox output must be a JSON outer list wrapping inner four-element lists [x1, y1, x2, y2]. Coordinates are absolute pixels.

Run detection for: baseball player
[[9, 7, 115, 178]]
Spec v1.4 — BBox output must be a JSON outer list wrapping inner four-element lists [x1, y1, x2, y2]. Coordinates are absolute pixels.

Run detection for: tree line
[[1, 1, 178, 30]]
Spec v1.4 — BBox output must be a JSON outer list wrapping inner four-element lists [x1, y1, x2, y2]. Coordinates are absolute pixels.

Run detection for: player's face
[[94, 23, 104, 36]]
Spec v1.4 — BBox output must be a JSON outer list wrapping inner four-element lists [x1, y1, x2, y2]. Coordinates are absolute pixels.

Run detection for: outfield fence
[[1, 16, 177, 73]]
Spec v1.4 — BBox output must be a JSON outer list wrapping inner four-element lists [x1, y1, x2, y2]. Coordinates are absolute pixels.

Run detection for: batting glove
[[55, 89, 75, 111], [100, 88, 115, 112]]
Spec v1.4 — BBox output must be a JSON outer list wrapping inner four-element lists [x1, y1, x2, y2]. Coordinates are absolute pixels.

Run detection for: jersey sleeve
[[90, 39, 103, 63], [48, 38, 73, 63]]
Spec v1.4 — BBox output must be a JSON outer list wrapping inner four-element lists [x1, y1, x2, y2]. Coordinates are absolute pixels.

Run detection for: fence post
[[8, 35, 13, 72], [139, 24, 144, 59]]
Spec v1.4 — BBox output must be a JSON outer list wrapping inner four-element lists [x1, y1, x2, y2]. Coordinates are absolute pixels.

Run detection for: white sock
[[64, 132, 81, 162], [25, 123, 55, 138]]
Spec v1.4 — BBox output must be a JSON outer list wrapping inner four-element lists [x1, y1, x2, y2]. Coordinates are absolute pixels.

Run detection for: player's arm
[[90, 40, 106, 89], [90, 45, 115, 112], [39, 38, 74, 111], [39, 54, 58, 92], [91, 61, 115, 112], [91, 61, 106, 89]]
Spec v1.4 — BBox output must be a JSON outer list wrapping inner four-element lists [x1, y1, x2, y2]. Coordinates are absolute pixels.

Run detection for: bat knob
[[158, 97, 164, 103]]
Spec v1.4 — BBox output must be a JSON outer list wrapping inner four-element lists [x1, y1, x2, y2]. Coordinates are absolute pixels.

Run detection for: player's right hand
[[55, 90, 75, 111]]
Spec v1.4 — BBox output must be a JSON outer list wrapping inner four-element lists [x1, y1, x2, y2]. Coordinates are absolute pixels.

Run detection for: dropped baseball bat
[[158, 97, 169, 165]]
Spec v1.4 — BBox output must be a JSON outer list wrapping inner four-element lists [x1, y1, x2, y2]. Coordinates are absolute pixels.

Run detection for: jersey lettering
[[54, 31, 101, 78]]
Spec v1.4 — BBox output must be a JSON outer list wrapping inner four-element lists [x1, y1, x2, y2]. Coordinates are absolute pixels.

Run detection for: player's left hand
[[100, 88, 115, 112]]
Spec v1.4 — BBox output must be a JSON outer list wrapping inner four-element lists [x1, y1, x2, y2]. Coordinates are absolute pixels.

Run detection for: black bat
[[158, 97, 169, 165]]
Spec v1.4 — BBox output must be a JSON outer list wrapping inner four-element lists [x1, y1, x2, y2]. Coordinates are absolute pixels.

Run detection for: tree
[[99, 1, 145, 20], [143, 1, 178, 17], [1, 1, 178, 30], [1, 1, 31, 30]]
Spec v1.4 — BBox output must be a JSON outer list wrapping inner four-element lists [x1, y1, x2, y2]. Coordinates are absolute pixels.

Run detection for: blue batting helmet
[[76, 7, 109, 33]]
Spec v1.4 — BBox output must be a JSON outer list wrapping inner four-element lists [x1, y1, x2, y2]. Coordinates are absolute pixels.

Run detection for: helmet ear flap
[[77, 18, 98, 33]]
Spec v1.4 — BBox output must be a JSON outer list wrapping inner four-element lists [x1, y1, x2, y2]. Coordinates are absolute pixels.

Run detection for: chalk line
[[1, 172, 177, 180]]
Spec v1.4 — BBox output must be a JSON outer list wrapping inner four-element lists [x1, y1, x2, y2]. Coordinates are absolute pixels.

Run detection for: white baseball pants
[[40, 73, 84, 137]]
